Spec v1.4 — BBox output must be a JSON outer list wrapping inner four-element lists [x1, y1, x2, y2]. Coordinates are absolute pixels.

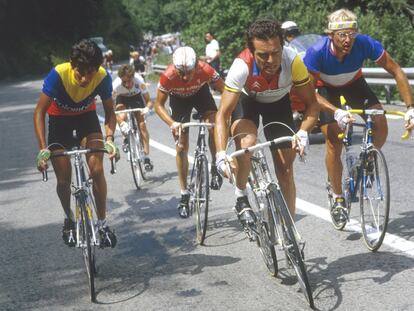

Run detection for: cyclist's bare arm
[[154, 89, 175, 127], [377, 51, 413, 109], [212, 77, 225, 93], [33, 93, 52, 150], [292, 81, 319, 133], [142, 92, 154, 110], [102, 97, 117, 140], [309, 72, 337, 114], [215, 89, 241, 151]]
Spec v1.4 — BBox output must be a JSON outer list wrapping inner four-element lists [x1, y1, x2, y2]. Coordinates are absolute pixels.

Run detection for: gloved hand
[[104, 140, 120, 162], [36, 148, 51, 171], [215, 150, 227, 177], [293, 129, 309, 157], [334, 108, 352, 129], [142, 106, 150, 115], [404, 107, 414, 129], [170, 121, 182, 137]]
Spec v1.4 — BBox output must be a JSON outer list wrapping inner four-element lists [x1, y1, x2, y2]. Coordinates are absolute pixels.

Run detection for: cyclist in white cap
[[281, 21, 300, 45], [154, 46, 225, 217]]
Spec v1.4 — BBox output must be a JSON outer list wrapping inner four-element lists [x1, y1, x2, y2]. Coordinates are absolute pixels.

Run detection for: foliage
[[1, 0, 413, 79], [0, 0, 140, 78], [180, 0, 414, 69]]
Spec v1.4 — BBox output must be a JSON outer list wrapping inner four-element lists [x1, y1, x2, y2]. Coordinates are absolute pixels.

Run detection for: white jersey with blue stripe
[[303, 34, 384, 87]]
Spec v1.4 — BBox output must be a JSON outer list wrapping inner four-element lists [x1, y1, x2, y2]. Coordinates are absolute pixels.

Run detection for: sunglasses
[[335, 31, 358, 40]]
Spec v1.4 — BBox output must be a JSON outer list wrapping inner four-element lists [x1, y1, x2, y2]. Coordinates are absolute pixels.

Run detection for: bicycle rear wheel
[[128, 130, 145, 189], [80, 198, 96, 302], [194, 155, 209, 245], [272, 190, 314, 308], [248, 158, 278, 276], [360, 148, 390, 251]]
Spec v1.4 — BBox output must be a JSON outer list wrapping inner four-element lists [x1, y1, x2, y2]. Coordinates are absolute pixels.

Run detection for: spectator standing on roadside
[[202, 32, 220, 73]]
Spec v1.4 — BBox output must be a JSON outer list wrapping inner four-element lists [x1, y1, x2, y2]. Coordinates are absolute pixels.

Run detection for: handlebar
[[115, 107, 148, 114], [41, 147, 116, 182], [227, 136, 294, 160], [337, 109, 411, 140], [175, 122, 214, 147]]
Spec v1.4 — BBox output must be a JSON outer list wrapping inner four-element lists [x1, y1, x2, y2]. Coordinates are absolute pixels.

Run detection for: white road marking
[[97, 113, 414, 256], [296, 199, 414, 256], [0, 104, 34, 113]]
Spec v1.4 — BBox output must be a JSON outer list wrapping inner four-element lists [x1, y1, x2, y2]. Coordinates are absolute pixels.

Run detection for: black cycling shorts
[[116, 93, 145, 109], [48, 111, 102, 151], [319, 76, 380, 126], [169, 84, 217, 123], [231, 93, 295, 149]]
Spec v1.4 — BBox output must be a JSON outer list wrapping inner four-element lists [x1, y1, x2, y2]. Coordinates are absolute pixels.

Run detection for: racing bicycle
[[42, 146, 115, 302], [115, 107, 150, 189], [177, 113, 214, 245], [226, 135, 314, 308], [327, 97, 410, 251]]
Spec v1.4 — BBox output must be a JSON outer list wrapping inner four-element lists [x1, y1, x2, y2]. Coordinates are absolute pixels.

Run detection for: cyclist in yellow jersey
[[34, 39, 119, 248], [215, 18, 319, 227]]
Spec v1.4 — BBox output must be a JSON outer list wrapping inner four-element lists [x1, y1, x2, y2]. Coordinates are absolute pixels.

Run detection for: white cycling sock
[[333, 193, 343, 200], [181, 189, 190, 196], [235, 187, 247, 198], [97, 219, 107, 229]]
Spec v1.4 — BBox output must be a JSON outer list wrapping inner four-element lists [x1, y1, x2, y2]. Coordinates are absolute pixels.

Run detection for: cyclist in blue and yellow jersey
[[303, 8, 414, 220], [215, 18, 319, 228], [34, 39, 119, 248]]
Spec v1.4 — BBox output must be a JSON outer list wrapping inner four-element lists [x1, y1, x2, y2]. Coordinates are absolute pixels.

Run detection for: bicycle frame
[[71, 151, 99, 247], [248, 147, 301, 247]]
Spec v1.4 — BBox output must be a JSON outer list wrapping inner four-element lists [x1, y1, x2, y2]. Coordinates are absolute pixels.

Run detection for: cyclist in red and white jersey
[[155, 46, 225, 217], [215, 18, 319, 227]]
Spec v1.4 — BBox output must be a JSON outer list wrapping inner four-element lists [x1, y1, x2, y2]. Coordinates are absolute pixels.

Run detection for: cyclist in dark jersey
[[34, 39, 119, 248]]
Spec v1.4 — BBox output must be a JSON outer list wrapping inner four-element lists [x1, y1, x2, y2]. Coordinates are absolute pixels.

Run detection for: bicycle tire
[[248, 158, 278, 276], [194, 154, 209, 245], [80, 197, 96, 302], [360, 147, 390, 252], [136, 131, 148, 181], [128, 130, 144, 189], [272, 190, 314, 308]]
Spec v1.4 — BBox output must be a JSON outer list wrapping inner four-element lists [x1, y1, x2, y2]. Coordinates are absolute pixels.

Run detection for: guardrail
[[363, 68, 414, 105], [152, 64, 167, 73], [152, 64, 413, 105]]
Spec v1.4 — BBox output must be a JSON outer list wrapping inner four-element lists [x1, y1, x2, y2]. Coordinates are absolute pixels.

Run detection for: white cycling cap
[[281, 21, 298, 30], [173, 46, 196, 71]]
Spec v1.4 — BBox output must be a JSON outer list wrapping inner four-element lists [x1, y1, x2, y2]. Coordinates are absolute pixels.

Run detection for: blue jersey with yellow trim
[[42, 63, 112, 116]]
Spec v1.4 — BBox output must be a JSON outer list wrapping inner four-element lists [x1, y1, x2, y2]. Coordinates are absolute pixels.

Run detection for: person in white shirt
[[112, 64, 154, 171], [202, 32, 220, 73]]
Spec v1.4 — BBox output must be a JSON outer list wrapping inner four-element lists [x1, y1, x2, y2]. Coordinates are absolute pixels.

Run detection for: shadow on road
[[0, 220, 241, 309], [306, 251, 414, 311]]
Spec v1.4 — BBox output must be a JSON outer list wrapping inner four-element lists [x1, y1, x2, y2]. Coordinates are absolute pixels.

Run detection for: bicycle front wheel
[[272, 190, 314, 308], [248, 159, 278, 276], [194, 155, 209, 245], [128, 130, 145, 189], [80, 198, 96, 302], [360, 148, 390, 252]]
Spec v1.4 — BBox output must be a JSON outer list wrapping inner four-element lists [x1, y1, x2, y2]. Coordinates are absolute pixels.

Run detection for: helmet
[[281, 21, 299, 35], [173, 46, 196, 72]]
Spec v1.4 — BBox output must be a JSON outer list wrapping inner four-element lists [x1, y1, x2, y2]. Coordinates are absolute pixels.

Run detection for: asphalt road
[[1, 71, 414, 311]]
